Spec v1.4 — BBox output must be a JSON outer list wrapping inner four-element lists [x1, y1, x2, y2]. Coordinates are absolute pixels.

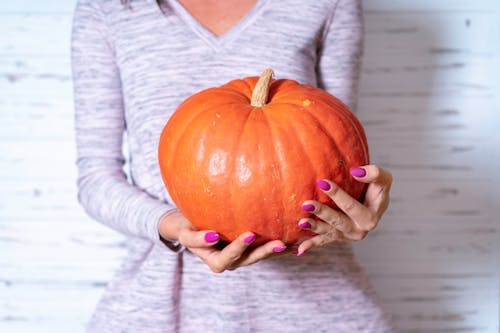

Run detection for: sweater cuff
[[148, 202, 184, 252]]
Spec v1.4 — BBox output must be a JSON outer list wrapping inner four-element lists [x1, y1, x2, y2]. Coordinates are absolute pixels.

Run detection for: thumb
[[350, 164, 392, 187], [178, 228, 221, 248]]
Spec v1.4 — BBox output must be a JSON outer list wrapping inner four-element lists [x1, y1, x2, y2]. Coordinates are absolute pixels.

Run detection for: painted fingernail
[[244, 234, 256, 244], [301, 203, 316, 212], [350, 167, 366, 178], [204, 232, 220, 243], [316, 179, 331, 191], [298, 221, 312, 229], [273, 245, 287, 253], [295, 249, 307, 257]]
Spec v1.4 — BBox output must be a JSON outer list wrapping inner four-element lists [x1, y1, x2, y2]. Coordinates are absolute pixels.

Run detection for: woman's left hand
[[296, 165, 393, 256]]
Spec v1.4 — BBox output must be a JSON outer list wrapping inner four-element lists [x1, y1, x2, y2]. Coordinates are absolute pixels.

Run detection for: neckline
[[155, 0, 269, 50]]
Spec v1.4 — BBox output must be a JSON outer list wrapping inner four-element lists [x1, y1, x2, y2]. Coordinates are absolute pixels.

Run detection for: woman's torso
[[86, 1, 394, 331]]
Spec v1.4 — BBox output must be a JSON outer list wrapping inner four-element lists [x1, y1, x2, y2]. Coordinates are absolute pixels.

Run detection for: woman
[[72, 0, 395, 331]]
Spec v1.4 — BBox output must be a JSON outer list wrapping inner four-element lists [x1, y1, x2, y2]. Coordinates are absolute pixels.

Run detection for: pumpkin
[[158, 69, 369, 245]]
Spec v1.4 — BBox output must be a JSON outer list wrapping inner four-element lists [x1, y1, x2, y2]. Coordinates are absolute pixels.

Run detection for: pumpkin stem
[[250, 68, 274, 107]]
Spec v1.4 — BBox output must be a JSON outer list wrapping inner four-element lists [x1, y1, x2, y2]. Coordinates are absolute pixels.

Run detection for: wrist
[[158, 209, 185, 251], [158, 209, 181, 241]]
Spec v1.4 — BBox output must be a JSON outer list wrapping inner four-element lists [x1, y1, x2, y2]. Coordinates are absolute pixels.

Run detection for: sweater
[[71, 0, 395, 332]]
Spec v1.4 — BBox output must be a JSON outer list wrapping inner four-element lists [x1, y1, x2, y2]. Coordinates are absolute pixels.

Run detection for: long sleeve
[[71, 0, 175, 245], [72, 2, 394, 331], [316, 0, 364, 112]]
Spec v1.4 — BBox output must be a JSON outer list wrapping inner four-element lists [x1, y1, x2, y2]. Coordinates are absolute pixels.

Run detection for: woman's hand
[[296, 165, 392, 256], [159, 211, 287, 273]]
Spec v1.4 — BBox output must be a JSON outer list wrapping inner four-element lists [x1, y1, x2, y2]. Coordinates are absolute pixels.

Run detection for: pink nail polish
[[273, 245, 287, 253], [316, 179, 331, 191], [298, 221, 312, 229], [295, 249, 307, 257], [301, 204, 315, 212], [244, 234, 256, 244], [350, 167, 366, 178], [204, 232, 219, 243]]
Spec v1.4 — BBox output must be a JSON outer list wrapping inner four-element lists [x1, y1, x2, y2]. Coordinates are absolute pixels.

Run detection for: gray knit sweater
[[71, 0, 394, 331]]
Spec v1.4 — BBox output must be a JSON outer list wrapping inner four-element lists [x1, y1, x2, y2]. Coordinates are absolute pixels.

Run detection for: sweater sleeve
[[71, 0, 178, 248], [316, 0, 364, 112]]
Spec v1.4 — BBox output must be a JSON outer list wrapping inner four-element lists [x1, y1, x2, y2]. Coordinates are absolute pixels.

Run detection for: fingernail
[[295, 249, 307, 257], [301, 203, 315, 212], [204, 232, 220, 243], [316, 179, 331, 191], [244, 234, 256, 244], [298, 221, 312, 229], [273, 245, 287, 253], [350, 167, 366, 178]]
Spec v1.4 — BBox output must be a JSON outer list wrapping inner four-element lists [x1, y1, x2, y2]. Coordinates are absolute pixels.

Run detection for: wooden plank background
[[0, 0, 498, 332]]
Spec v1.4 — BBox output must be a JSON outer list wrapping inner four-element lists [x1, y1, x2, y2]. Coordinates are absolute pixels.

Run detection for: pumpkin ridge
[[313, 92, 367, 133], [184, 103, 255, 238], [218, 85, 252, 102], [270, 85, 310, 101], [168, 101, 251, 150], [268, 100, 351, 197], [269, 79, 301, 98], [264, 103, 323, 239], [296, 96, 368, 196], [241, 76, 259, 97], [165, 101, 248, 206], [293, 89, 369, 162], [268, 99, 351, 156], [266, 101, 341, 163], [258, 106, 287, 241], [275, 88, 369, 164], [302, 93, 369, 164], [159, 97, 216, 204], [210, 87, 251, 104], [227, 102, 254, 240]]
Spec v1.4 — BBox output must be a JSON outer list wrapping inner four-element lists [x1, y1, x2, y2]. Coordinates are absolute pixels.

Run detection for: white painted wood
[[353, 3, 500, 333], [363, 0, 499, 11], [0, 1, 498, 332]]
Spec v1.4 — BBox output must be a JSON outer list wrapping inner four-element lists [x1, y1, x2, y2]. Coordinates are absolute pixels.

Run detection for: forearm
[[72, 0, 178, 248], [77, 163, 176, 244]]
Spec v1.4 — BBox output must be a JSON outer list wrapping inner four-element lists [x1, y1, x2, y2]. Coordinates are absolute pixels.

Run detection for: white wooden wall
[[0, 1, 498, 332]]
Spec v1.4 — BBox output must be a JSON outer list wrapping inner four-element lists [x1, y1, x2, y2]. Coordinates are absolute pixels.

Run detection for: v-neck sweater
[[71, 0, 395, 332]]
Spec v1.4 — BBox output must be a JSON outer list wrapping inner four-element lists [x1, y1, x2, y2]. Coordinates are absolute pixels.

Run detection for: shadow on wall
[[353, 10, 498, 333]]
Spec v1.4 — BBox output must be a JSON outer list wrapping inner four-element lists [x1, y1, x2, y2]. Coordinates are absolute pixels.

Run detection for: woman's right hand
[[159, 211, 288, 273]]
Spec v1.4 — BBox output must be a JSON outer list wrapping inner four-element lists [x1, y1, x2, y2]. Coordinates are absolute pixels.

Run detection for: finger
[[351, 165, 392, 217], [296, 229, 342, 256], [315, 180, 376, 232], [230, 240, 287, 268], [188, 246, 219, 265], [298, 218, 331, 235], [178, 228, 221, 248], [350, 165, 393, 189], [301, 199, 355, 234], [297, 217, 369, 245], [364, 183, 390, 218], [200, 232, 256, 273]]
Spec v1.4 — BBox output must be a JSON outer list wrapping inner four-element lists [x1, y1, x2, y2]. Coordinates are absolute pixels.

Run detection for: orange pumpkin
[[158, 69, 369, 245]]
